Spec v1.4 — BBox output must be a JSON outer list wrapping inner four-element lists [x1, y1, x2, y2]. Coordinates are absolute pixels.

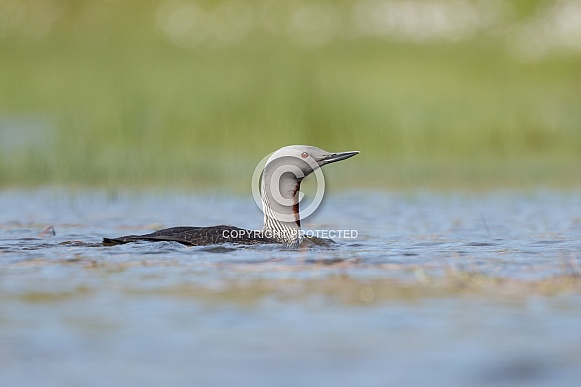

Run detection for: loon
[[103, 145, 359, 247]]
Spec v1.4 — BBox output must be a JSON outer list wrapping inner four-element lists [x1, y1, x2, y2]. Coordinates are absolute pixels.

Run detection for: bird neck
[[260, 170, 302, 247]]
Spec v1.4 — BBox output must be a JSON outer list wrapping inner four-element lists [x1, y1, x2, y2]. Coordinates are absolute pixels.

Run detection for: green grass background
[[0, 0, 580, 189]]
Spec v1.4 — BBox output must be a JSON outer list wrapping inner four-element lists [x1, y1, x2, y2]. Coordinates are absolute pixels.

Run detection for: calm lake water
[[1, 188, 581, 386]]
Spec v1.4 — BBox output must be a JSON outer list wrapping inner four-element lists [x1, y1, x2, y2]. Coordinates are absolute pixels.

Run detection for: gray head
[[264, 145, 359, 178], [260, 145, 359, 246]]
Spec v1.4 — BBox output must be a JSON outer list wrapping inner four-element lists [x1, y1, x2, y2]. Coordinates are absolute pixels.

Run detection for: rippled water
[[1, 188, 581, 386]]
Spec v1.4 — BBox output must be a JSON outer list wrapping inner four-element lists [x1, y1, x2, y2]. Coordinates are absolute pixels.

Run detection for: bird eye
[[301, 152, 308, 158]]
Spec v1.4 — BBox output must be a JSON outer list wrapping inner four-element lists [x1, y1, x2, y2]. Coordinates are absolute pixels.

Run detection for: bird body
[[103, 225, 275, 246]]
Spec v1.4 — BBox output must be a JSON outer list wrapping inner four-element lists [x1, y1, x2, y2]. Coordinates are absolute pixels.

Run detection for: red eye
[[301, 152, 308, 158]]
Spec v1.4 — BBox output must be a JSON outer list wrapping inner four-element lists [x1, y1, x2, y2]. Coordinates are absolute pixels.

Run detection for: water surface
[[1, 188, 581, 386]]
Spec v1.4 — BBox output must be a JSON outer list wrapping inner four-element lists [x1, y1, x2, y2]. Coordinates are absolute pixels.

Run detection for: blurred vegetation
[[13, 264, 581, 304], [0, 0, 580, 189]]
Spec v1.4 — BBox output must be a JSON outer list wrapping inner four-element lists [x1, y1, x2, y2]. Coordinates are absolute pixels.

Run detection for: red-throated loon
[[103, 145, 359, 247]]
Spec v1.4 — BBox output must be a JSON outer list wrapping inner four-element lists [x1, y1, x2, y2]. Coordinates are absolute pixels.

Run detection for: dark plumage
[[103, 225, 276, 246]]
